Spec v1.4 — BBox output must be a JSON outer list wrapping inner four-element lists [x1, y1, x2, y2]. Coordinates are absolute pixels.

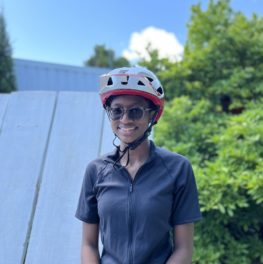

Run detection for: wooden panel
[[0, 91, 57, 264], [0, 94, 9, 132], [25, 92, 105, 263], [99, 111, 116, 155]]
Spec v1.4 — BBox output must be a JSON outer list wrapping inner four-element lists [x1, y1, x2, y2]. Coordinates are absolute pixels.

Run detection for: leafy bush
[[155, 100, 263, 263], [156, 96, 227, 166], [195, 103, 263, 263]]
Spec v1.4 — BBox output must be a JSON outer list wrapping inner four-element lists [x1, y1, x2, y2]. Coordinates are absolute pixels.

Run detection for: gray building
[[13, 58, 110, 92]]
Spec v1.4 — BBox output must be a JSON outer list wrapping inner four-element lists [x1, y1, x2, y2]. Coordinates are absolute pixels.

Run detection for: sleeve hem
[[75, 214, 99, 224], [172, 216, 202, 226]]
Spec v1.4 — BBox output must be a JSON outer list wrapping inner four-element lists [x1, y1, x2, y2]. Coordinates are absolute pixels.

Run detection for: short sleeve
[[75, 163, 100, 223], [171, 159, 202, 226]]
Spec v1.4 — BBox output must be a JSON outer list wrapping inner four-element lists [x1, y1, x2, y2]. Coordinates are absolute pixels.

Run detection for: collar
[[103, 140, 157, 166]]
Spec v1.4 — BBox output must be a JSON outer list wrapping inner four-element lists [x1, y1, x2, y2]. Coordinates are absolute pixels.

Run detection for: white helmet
[[99, 66, 164, 122]]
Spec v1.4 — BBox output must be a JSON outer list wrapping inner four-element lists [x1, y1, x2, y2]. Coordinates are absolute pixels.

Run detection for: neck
[[119, 139, 151, 166]]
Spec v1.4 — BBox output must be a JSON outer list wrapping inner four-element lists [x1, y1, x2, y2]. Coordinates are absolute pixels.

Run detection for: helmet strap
[[112, 137, 130, 168], [128, 109, 158, 150], [112, 110, 158, 167]]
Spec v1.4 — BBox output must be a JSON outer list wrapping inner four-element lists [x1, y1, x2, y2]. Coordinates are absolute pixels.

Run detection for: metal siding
[[14, 59, 109, 92], [0, 91, 57, 264]]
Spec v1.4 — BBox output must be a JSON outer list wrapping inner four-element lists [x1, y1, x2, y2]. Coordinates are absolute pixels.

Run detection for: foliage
[[194, 102, 263, 263], [0, 12, 16, 93], [153, 0, 263, 262], [156, 96, 224, 166], [85, 44, 130, 68], [138, 46, 174, 74], [156, 98, 263, 264], [160, 0, 263, 108]]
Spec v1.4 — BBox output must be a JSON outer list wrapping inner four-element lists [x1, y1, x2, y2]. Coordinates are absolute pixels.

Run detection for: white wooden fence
[[0, 91, 114, 264]]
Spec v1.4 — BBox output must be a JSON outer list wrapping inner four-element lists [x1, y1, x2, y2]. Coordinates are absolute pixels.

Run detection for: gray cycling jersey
[[76, 141, 202, 264]]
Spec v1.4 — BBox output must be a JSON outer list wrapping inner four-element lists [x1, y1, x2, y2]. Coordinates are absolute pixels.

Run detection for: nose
[[120, 110, 131, 122]]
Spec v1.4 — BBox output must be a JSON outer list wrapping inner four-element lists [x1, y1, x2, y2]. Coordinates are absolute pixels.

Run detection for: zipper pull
[[129, 183, 133, 193]]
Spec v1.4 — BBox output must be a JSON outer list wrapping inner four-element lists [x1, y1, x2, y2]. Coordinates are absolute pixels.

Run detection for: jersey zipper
[[125, 164, 148, 264], [128, 180, 134, 264]]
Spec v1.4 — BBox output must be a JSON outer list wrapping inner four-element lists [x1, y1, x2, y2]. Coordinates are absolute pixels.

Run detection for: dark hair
[[105, 96, 116, 107]]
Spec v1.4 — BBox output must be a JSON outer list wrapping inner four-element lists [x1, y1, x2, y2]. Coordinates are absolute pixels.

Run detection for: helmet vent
[[157, 87, 163, 94], [121, 76, 129, 85], [107, 77, 113, 85], [146, 77, 154, 82], [138, 80, 145, 86]]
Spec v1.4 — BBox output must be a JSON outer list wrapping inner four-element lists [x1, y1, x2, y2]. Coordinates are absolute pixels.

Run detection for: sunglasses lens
[[108, 107, 146, 120], [128, 107, 144, 120], [110, 107, 123, 120]]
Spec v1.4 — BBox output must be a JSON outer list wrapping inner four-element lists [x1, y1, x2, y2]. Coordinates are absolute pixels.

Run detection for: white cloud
[[122, 26, 184, 62]]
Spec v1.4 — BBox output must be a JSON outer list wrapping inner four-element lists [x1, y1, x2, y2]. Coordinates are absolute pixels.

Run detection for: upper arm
[[166, 224, 194, 264], [171, 159, 202, 226], [82, 222, 99, 248], [75, 163, 100, 223], [173, 223, 194, 254]]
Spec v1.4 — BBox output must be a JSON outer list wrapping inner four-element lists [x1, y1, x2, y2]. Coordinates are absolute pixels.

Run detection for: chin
[[119, 136, 136, 145]]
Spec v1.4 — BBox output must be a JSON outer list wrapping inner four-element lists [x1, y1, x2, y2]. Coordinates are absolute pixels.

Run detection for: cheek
[[110, 121, 118, 132], [137, 119, 150, 130]]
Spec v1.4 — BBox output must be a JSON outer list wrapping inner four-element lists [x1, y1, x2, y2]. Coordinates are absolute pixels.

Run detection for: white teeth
[[119, 127, 135, 131]]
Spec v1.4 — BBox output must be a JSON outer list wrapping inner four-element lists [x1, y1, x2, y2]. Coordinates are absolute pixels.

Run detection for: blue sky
[[1, 0, 263, 66]]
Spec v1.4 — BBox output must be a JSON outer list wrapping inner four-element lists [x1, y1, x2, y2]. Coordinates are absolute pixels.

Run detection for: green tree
[[85, 44, 130, 68], [194, 102, 263, 263], [152, 0, 263, 262], [156, 98, 263, 263], [0, 12, 16, 93], [163, 0, 263, 108]]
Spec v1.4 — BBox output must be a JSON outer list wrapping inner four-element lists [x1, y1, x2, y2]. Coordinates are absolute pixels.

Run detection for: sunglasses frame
[[106, 106, 153, 121]]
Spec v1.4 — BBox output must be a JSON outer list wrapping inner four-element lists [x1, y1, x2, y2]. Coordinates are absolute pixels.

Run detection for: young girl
[[76, 66, 202, 264]]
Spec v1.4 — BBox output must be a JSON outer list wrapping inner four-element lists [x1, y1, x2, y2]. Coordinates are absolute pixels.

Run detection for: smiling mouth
[[118, 126, 137, 132]]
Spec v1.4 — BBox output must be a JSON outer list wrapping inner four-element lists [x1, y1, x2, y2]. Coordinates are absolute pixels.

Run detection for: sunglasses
[[106, 106, 153, 121]]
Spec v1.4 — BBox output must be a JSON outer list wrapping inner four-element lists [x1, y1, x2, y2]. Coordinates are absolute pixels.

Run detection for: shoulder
[[152, 144, 194, 184], [86, 157, 104, 171], [84, 150, 116, 182], [154, 145, 191, 168]]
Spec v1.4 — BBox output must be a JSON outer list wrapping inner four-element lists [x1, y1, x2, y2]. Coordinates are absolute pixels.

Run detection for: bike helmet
[[99, 66, 164, 122]]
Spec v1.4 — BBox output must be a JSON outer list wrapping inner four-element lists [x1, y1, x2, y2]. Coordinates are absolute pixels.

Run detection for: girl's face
[[108, 95, 154, 145]]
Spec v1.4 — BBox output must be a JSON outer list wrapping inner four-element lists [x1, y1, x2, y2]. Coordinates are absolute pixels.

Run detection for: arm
[[166, 223, 194, 264], [81, 222, 100, 264]]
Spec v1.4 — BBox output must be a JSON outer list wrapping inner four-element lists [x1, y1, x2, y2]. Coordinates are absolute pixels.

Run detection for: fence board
[[25, 92, 104, 263], [0, 91, 57, 264], [0, 94, 9, 132], [99, 112, 116, 155]]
